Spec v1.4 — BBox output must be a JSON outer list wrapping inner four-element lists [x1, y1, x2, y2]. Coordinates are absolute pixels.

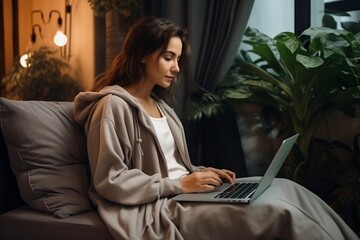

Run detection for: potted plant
[[1, 46, 83, 101], [87, 0, 140, 69], [186, 26, 360, 233], [188, 26, 360, 175]]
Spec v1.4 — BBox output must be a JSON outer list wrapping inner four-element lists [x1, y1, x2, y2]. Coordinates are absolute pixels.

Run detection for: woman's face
[[142, 36, 182, 89]]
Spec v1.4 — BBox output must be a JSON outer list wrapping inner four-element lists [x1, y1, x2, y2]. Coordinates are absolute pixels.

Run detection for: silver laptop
[[173, 133, 299, 204]]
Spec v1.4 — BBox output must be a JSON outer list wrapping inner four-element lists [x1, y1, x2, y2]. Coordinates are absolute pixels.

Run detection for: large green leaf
[[240, 62, 292, 96], [302, 27, 348, 38], [274, 32, 303, 53], [296, 54, 324, 68]]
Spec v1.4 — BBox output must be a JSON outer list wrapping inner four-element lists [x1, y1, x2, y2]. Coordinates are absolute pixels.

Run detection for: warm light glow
[[20, 53, 31, 68], [54, 31, 68, 47]]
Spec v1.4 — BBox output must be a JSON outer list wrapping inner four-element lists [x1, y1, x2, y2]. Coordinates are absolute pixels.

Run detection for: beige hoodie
[[74, 85, 198, 239], [74, 85, 198, 204]]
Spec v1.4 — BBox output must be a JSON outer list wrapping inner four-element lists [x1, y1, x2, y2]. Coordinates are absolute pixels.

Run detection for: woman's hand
[[181, 168, 236, 193], [201, 167, 236, 184]]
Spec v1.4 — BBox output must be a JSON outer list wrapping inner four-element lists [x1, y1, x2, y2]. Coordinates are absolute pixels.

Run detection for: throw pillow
[[0, 98, 92, 218]]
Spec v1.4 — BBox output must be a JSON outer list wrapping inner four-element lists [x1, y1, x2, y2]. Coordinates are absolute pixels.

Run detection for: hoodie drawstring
[[132, 108, 144, 157]]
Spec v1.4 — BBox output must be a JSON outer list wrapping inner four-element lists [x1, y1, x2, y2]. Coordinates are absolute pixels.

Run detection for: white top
[[149, 109, 189, 179]]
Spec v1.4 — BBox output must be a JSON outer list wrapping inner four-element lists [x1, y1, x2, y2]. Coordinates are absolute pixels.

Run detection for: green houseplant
[[1, 46, 83, 101], [186, 26, 360, 232], [188, 26, 360, 176]]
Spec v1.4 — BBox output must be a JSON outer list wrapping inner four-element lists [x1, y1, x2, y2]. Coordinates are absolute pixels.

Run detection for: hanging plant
[[87, 0, 140, 24], [87, 0, 141, 70]]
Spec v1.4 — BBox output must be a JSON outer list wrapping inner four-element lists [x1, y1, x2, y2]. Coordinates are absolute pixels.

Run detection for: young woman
[[74, 17, 358, 240]]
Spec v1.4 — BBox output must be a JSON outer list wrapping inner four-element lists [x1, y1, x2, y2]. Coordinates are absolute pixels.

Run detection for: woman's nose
[[172, 61, 180, 73]]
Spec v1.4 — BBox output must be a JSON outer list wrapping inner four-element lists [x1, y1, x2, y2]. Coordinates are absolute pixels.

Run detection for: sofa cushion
[[0, 206, 113, 240], [0, 98, 92, 218]]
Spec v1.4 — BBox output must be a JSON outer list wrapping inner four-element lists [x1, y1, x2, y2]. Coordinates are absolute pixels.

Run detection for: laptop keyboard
[[214, 182, 258, 199]]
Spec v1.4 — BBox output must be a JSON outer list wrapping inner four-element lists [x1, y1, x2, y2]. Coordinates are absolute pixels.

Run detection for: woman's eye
[[164, 56, 172, 61]]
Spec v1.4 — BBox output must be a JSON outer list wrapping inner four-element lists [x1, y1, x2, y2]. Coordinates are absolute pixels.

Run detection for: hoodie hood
[[73, 84, 193, 172], [74, 85, 139, 126]]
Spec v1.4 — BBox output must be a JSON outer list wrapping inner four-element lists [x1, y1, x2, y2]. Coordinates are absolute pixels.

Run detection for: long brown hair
[[92, 16, 191, 99]]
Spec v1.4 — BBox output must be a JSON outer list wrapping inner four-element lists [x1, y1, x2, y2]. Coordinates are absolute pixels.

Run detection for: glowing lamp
[[20, 53, 31, 68], [54, 31, 68, 47]]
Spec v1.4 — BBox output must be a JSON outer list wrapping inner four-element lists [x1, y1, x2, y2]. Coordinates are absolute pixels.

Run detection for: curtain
[[187, 1, 255, 90], [143, 0, 255, 176]]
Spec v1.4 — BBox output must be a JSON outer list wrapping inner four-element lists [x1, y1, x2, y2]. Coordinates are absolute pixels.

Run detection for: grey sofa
[[0, 98, 113, 240]]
